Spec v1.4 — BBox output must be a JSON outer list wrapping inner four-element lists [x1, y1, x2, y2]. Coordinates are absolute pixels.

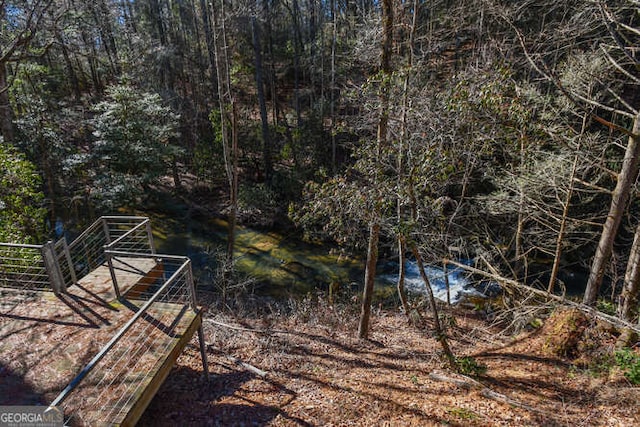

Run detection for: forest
[[1, 0, 640, 424]]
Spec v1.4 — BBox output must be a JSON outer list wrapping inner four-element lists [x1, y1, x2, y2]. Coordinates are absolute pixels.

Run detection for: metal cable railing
[[67, 219, 110, 279], [0, 243, 50, 292], [67, 216, 154, 282], [51, 252, 207, 425], [1, 216, 155, 295], [103, 217, 155, 255], [1, 217, 209, 423]]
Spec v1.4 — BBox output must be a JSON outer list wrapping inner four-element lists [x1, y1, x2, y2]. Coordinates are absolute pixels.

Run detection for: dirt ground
[[139, 296, 640, 427]]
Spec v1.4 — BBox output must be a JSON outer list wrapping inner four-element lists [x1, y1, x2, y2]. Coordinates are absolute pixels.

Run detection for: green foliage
[[455, 356, 487, 377], [596, 299, 616, 316], [291, 175, 372, 249], [192, 109, 226, 184], [614, 348, 640, 385], [89, 82, 181, 209], [238, 183, 279, 212], [0, 141, 46, 243], [446, 406, 478, 421]]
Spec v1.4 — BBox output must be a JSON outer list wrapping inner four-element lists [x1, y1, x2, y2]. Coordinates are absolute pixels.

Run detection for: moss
[[542, 308, 589, 358]]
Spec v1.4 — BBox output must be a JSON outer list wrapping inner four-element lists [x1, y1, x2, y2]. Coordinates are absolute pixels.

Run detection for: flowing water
[[147, 208, 364, 297], [60, 202, 481, 301], [379, 260, 488, 304]]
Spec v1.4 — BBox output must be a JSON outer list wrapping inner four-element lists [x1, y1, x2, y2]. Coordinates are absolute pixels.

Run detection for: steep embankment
[[140, 297, 640, 426]]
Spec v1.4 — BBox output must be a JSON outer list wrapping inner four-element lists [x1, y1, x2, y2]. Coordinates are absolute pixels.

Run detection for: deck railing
[[2, 216, 208, 424], [50, 251, 208, 425], [0, 243, 51, 292], [0, 239, 74, 294], [68, 216, 154, 281], [0, 216, 156, 294]]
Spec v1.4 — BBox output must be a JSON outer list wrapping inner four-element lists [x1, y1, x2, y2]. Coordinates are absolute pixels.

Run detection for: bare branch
[[599, 44, 640, 85], [504, 17, 637, 136], [597, 0, 640, 66]]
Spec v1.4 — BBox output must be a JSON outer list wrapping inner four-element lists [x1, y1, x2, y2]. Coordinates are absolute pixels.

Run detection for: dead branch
[[429, 370, 549, 415], [446, 259, 640, 335], [224, 354, 268, 378]]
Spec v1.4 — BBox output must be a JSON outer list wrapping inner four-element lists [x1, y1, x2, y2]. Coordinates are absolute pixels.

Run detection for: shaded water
[[148, 207, 479, 302], [147, 208, 364, 297], [59, 199, 479, 301]]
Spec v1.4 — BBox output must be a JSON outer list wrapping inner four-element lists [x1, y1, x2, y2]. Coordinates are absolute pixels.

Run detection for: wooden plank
[[118, 310, 202, 427], [76, 258, 157, 302], [122, 263, 165, 300]]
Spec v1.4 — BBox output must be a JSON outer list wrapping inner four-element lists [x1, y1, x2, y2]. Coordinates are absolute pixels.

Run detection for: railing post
[[105, 250, 121, 299], [62, 239, 78, 287], [197, 325, 209, 382], [101, 217, 112, 245], [145, 219, 156, 254], [186, 261, 197, 309], [42, 241, 64, 294], [186, 261, 209, 381]]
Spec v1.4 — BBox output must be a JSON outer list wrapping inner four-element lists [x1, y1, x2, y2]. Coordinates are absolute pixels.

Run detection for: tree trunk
[[547, 152, 578, 294], [56, 31, 82, 101], [262, 0, 278, 128], [227, 102, 239, 265], [619, 221, 640, 321], [514, 137, 527, 281], [98, 0, 120, 75], [150, 0, 167, 45], [410, 243, 457, 370], [251, 16, 272, 182], [584, 113, 640, 305], [395, 0, 418, 317], [200, 0, 219, 96], [358, 0, 393, 339], [211, 0, 236, 265], [330, 0, 337, 172], [397, 236, 410, 315], [548, 113, 587, 294], [291, 0, 303, 129], [0, 61, 13, 143], [0, 5, 12, 141], [358, 221, 380, 338]]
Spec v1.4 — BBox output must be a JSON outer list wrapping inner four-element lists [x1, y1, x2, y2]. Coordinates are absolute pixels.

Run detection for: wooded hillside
[[1, 0, 640, 337]]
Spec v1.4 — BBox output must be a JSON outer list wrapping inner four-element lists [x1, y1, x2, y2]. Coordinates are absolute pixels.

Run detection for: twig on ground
[[429, 370, 549, 416]]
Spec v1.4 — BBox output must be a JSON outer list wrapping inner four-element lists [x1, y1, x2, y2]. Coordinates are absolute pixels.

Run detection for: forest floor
[[138, 293, 640, 427]]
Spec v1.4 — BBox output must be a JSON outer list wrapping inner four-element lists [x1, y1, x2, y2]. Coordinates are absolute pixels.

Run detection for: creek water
[[147, 208, 479, 302], [146, 207, 364, 298], [60, 201, 478, 301], [380, 260, 482, 304]]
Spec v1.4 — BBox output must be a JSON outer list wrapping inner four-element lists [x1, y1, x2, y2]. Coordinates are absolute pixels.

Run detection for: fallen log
[[429, 370, 547, 416], [446, 259, 640, 335]]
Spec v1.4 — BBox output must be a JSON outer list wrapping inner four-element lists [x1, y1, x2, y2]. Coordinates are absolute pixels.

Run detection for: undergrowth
[[614, 348, 640, 385]]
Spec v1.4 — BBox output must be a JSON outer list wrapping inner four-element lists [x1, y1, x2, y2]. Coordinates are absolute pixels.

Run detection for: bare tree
[[505, 0, 640, 306], [211, 0, 239, 265], [0, 0, 57, 143], [358, 0, 394, 339]]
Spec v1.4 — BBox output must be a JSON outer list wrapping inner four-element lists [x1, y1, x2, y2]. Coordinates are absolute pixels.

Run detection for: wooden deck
[[0, 257, 203, 426]]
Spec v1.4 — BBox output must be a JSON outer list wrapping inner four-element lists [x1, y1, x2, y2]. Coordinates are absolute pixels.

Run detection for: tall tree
[[210, 0, 238, 265], [251, 9, 272, 182], [358, 0, 393, 339], [619, 221, 640, 321], [0, 0, 56, 143]]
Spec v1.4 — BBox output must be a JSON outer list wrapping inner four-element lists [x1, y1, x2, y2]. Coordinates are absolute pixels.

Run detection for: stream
[[58, 201, 481, 302], [145, 205, 481, 302], [146, 207, 364, 298]]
